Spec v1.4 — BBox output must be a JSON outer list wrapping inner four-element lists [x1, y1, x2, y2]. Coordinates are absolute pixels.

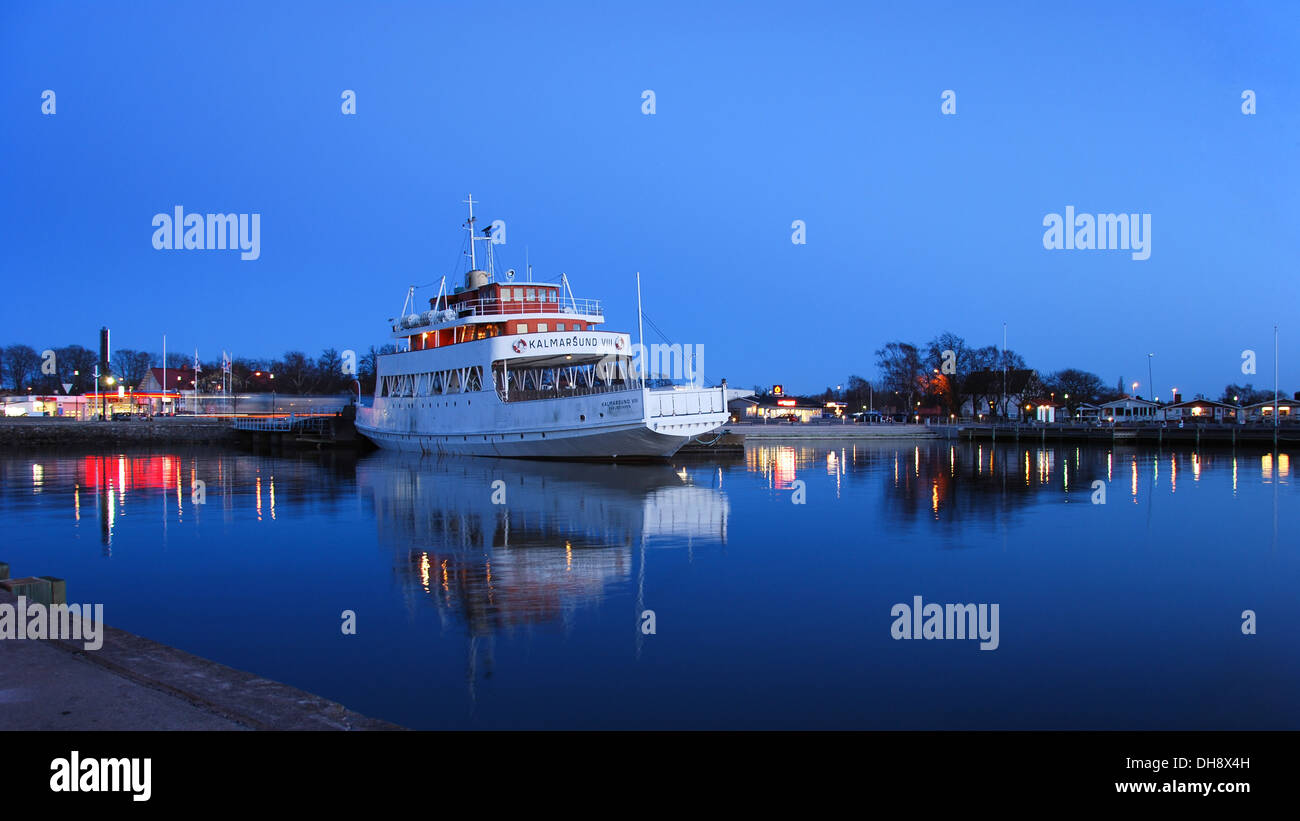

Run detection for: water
[[1, 441, 1296, 729]]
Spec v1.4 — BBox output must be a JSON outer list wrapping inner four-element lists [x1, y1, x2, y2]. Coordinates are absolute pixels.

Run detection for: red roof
[[146, 366, 197, 388]]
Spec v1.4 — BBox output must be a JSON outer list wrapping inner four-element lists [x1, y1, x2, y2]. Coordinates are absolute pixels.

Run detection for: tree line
[[755, 331, 1294, 417]]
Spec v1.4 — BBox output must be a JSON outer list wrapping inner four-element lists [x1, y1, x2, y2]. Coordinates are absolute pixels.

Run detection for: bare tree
[[2, 344, 40, 391]]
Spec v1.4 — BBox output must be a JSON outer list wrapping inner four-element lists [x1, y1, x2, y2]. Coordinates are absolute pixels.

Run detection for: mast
[[463, 193, 477, 271], [636, 272, 645, 388]]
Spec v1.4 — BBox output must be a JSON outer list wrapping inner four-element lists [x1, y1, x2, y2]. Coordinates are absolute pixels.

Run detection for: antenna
[[463, 193, 477, 270]]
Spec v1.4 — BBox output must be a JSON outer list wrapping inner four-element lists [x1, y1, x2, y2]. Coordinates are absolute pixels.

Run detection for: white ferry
[[355, 197, 736, 459]]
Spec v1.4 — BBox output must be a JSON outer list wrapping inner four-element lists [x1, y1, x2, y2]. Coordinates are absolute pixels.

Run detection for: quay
[[0, 412, 366, 451], [727, 422, 939, 440], [0, 416, 235, 449], [0, 566, 399, 731], [945, 422, 1299, 449]]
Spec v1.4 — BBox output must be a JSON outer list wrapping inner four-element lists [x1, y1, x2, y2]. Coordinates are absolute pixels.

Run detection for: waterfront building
[[1073, 402, 1103, 421], [1243, 397, 1300, 421], [1160, 398, 1238, 423], [738, 398, 823, 423], [1097, 396, 1160, 422]]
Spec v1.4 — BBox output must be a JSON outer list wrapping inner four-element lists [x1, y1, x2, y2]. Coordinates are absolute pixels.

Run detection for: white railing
[[394, 296, 603, 331], [647, 386, 726, 418]]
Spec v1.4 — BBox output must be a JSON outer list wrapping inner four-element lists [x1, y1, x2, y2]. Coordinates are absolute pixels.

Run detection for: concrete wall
[[0, 418, 236, 449]]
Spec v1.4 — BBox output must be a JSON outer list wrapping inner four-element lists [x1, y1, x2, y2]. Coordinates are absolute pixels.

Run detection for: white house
[[1244, 398, 1300, 421], [1097, 396, 1160, 422]]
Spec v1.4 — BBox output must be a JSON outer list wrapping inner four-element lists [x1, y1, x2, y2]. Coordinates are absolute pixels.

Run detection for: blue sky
[[2, 0, 1297, 398]]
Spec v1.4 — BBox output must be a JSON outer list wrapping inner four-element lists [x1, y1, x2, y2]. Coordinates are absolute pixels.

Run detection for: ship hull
[[356, 417, 720, 459], [355, 386, 731, 460]]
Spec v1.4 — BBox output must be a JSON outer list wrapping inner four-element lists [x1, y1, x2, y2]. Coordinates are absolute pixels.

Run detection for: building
[[1074, 402, 1103, 422], [139, 366, 197, 394], [1097, 396, 1160, 422], [2, 395, 92, 419], [1025, 398, 1062, 423], [1160, 398, 1238, 423], [737, 397, 824, 423], [1244, 397, 1300, 421]]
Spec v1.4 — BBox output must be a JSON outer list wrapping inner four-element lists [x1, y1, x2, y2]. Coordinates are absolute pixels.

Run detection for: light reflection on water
[[0, 440, 1295, 729]]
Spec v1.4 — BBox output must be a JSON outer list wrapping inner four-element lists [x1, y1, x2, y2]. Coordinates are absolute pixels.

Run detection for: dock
[[947, 422, 1299, 449], [229, 409, 366, 449]]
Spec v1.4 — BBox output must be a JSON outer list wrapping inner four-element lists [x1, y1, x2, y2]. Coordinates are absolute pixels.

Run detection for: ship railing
[[497, 381, 637, 404], [395, 296, 604, 331]]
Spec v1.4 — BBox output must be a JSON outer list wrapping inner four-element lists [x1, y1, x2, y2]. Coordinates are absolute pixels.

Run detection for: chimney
[[1173, 393, 1182, 403]]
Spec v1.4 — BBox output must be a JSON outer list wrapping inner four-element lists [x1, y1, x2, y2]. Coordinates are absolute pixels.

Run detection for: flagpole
[[162, 334, 166, 415]]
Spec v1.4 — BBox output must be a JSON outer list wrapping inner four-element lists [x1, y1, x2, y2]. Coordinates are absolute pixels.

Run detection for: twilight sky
[[2, 0, 1297, 398]]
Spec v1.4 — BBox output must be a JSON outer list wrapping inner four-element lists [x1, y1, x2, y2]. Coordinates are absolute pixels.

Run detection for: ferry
[[355, 197, 738, 459]]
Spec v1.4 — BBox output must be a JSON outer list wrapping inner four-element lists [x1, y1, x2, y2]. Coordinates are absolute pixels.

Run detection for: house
[[728, 396, 758, 423], [1024, 398, 1062, 423], [139, 366, 197, 393], [1097, 396, 1160, 422], [1074, 402, 1103, 422], [1244, 397, 1300, 421], [1160, 398, 1238, 423]]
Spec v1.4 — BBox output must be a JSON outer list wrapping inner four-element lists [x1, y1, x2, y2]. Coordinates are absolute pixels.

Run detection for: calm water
[[1, 441, 1296, 730]]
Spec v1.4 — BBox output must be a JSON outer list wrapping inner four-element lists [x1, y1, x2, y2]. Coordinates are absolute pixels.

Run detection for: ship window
[[557, 323, 565, 331], [518, 323, 528, 333], [526, 288, 536, 301], [537, 323, 548, 332]]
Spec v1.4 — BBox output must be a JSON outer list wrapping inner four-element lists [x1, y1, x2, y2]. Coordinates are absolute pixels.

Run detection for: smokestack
[[99, 326, 111, 372]]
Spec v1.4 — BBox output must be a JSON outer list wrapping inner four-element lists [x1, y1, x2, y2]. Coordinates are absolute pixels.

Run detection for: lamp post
[[103, 375, 115, 420], [1147, 353, 1155, 402]]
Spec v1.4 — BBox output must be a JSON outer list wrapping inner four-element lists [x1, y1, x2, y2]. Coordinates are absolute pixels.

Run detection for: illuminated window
[[518, 323, 528, 333], [537, 323, 548, 332]]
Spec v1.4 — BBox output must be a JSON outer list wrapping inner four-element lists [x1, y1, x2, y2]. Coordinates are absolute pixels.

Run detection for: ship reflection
[[358, 453, 730, 688]]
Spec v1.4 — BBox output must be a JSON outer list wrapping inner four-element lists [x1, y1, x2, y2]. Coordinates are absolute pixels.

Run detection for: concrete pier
[[0, 417, 235, 449], [728, 422, 939, 440], [0, 584, 400, 731]]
